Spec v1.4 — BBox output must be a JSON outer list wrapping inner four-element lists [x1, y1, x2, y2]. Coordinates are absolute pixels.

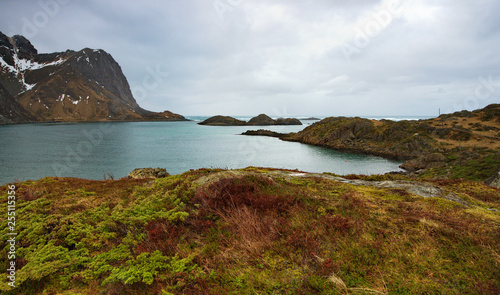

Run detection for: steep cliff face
[[0, 32, 186, 123], [0, 82, 37, 123]]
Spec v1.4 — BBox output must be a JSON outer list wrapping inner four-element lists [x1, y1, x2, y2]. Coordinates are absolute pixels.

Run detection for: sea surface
[[0, 116, 429, 184]]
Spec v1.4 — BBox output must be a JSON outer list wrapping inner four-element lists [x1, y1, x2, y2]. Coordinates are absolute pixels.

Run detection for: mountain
[[0, 81, 37, 123], [0, 32, 186, 123]]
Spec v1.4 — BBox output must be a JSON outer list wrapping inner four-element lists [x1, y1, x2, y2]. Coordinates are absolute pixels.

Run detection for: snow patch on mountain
[[1, 50, 68, 93], [0, 57, 16, 73], [30, 58, 67, 70], [7, 54, 67, 73]]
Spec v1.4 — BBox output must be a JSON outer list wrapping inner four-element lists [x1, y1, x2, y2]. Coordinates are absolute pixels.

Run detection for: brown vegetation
[[1, 168, 498, 294]]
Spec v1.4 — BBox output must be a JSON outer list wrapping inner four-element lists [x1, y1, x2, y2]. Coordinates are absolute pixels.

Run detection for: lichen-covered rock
[[128, 168, 169, 179], [487, 169, 500, 188]]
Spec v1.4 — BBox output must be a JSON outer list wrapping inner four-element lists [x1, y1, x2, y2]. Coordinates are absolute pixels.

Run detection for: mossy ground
[[420, 152, 500, 182], [1, 168, 499, 294], [282, 104, 500, 183]]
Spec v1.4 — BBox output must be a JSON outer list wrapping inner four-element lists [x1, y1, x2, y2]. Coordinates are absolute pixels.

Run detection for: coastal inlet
[[0, 120, 403, 184]]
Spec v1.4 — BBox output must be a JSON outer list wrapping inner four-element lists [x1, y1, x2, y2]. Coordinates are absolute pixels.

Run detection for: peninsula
[[243, 104, 500, 186]]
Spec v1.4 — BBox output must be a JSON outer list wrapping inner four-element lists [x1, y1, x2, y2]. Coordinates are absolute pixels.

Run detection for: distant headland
[[241, 104, 500, 187], [0, 32, 186, 124]]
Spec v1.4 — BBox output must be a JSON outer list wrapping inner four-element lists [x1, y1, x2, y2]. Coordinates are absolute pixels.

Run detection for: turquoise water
[[0, 120, 404, 184]]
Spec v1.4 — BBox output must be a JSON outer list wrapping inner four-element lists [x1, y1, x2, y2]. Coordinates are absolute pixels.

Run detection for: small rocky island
[[198, 114, 302, 126]]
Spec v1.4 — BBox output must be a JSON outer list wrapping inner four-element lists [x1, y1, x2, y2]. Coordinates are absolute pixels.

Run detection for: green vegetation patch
[[1, 168, 499, 294]]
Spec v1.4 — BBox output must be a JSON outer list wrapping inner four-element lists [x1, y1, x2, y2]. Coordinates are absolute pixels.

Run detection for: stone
[[128, 168, 170, 179], [400, 153, 446, 172], [487, 169, 500, 188]]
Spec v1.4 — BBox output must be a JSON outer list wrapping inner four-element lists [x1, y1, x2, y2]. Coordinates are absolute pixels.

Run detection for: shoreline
[[0, 118, 191, 126], [241, 105, 500, 185]]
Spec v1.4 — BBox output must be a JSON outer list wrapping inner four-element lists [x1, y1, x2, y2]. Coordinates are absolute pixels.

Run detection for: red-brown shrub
[[323, 214, 353, 235], [339, 192, 368, 213], [285, 229, 320, 254], [194, 176, 299, 215], [137, 219, 183, 255]]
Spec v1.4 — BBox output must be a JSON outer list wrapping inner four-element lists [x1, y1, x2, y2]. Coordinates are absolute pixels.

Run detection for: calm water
[[0, 119, 404, 184]]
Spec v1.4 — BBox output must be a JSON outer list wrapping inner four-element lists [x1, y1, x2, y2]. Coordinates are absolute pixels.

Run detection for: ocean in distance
[[0, 116, 431, 184]]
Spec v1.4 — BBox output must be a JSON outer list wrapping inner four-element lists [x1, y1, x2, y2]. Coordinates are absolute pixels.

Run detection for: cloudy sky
[[1, 0, 499, 117]]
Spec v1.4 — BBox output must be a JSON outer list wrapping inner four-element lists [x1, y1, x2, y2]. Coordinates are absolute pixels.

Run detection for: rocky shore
[[241, 129, 288, 138], [242, 104, 500, 185]]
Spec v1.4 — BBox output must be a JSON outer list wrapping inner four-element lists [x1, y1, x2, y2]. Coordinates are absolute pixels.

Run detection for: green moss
[[102, 252, 199, 285], [450, 153, 500, 181], [2, 168, 499, 294]]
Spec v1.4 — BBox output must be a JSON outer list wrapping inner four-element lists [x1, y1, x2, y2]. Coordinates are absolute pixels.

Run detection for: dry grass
[[219, 206, 279, 255], [428, 114, 500, 149], [329, 272, 348, 292], [2, 168, 500, 294], [329, 272, 388, 295]]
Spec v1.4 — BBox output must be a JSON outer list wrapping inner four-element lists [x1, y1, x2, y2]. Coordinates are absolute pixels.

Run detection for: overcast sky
[[1, 0, 499, 117]]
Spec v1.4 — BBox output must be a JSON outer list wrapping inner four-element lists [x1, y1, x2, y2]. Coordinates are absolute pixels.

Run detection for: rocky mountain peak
[[0, 31, 186, 123], [0, 32, 13, 49], [12, 35, 38, 59]]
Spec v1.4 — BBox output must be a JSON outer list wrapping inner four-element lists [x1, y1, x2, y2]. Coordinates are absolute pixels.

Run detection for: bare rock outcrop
[[128, 168, 170, 179]]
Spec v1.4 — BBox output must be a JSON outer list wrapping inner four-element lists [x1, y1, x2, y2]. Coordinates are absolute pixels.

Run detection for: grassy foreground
[[1, 167, 499, 294]]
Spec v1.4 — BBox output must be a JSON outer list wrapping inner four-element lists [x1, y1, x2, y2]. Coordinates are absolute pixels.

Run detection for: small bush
[[137, 219, 184, 255], [193, 176, 299, 215], [322, 214, 353, 234]]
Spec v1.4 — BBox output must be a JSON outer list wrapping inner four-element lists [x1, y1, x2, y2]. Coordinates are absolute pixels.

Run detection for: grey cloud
[[1, 0, 499, 116]]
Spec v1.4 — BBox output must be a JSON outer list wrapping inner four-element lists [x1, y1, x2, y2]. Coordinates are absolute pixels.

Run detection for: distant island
[[0, 32, 186, 124], [198, 114, 302, 126]]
